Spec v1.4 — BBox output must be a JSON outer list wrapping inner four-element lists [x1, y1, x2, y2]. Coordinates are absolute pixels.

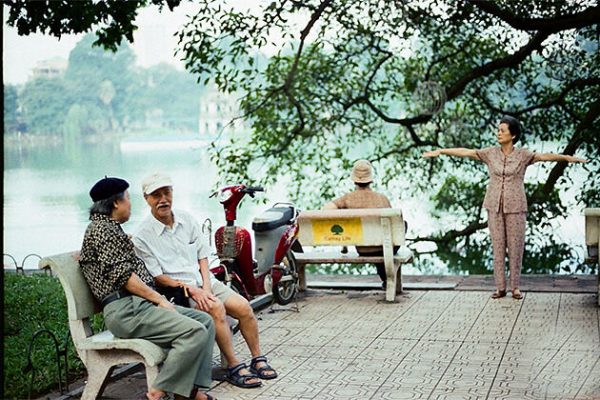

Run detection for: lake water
[[3, 138, 589, 275]]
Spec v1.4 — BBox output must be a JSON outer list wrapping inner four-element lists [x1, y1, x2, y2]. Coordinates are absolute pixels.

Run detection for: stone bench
[[584, 208, 600, 306], [39, 251, 167, 400], [294, 208, 412, 302]]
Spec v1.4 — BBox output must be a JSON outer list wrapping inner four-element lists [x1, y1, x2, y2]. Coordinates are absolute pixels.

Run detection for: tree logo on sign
[[331, 224, 344, 235]]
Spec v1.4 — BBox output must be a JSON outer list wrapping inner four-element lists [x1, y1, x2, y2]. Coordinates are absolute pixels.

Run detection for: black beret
[[89, 177, 129, 202]]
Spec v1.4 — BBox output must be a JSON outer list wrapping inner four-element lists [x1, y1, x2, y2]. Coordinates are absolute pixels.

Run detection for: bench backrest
[[584, 208, 600, 247], [39, 252, 99, 345], [298, 208, 405, 247]]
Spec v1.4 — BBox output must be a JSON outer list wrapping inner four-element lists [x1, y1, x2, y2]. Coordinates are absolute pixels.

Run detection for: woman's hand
[[566, 155, 587, 163], [422, 150, 442, 158]]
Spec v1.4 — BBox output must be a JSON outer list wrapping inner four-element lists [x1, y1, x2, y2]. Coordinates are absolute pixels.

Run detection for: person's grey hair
[[89, 191, 126, 216]]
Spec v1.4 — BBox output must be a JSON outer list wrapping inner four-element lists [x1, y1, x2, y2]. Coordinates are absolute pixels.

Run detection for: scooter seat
[[252, 207, 294, 232]]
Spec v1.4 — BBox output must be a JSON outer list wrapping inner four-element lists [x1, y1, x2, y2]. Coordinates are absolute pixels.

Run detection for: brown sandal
[[491, 290, 506, 299], [512, 290, 523, 300]]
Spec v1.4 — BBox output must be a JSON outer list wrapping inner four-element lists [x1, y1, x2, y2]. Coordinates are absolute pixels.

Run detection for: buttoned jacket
[[476, 146, 536, 214]]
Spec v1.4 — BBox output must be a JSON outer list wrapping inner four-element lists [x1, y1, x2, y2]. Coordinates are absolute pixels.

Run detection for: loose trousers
[[487, 210, 527, 291], [104, 295, 215, 397]]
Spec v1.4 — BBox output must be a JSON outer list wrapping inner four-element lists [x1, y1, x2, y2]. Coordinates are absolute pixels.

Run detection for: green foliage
[[65, 34, 140, 130], [431, 176, 486, 220], [20, 77, 70, 135], [6, 32, 204, 137], [3, 273, 103, 399], [175, 0, 599, 265]]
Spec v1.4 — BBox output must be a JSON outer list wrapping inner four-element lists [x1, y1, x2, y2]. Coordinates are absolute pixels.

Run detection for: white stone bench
[[39, 251, 167, 400], [294, 209, 412, 302], [584, 208, 600, 306]]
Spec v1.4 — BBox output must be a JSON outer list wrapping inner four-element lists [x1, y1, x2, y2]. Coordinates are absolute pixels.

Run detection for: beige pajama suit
[[476, 147, 536, 291]]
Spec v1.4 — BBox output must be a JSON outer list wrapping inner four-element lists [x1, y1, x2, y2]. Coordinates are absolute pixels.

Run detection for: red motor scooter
[[209, 184, 300, 305]]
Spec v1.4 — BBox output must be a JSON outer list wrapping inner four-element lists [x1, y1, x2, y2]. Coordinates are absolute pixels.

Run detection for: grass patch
[[3, 273, 102, 399]]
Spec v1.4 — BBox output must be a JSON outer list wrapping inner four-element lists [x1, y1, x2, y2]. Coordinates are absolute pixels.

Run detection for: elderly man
[[79, 176, 216, 400], [323, 159, 400, 288], [132, 172, 277, 389]]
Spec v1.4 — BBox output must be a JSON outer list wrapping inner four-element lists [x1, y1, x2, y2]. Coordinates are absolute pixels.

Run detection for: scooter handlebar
[[242, 186, 264, 193]]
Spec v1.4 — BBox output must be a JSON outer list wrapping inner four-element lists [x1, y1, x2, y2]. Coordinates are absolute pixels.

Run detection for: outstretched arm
[[533, 153, 587, 163], [422, 148, 481, 161]]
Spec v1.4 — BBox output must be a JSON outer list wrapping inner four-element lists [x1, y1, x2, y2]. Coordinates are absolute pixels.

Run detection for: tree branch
[[446, 31, 549, 100], [476, 78, 600, 115], [471, 1, 600, 32], [410, 221, 488, 244], [536, 96, 600, 199]]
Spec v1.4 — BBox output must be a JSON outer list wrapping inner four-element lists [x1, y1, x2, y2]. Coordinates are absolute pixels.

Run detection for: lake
[[3, 137, 589, 275]]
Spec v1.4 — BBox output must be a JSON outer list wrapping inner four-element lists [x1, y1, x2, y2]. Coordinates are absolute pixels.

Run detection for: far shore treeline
[[4, 34, 206, 141]]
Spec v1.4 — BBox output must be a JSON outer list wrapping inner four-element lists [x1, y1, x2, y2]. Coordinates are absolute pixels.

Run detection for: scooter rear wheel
[[272, 250, 298, 305]]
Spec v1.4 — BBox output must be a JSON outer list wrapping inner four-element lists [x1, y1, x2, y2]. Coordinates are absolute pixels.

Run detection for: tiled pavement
[[40, 276, 599, 400]]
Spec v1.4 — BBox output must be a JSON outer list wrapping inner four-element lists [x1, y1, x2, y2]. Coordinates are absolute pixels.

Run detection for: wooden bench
[[294, 208, 412, 302], [584, 208, 600, 306], [39, 251, 167, 400]]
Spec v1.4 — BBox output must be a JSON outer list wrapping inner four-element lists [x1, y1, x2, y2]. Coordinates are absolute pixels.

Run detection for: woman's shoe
[[512, 289, 523, 300], [491, 290, 506, 299]]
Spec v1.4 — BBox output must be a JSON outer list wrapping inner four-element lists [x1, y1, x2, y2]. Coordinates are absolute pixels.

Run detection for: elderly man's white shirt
[[133, 209, 216, 286]]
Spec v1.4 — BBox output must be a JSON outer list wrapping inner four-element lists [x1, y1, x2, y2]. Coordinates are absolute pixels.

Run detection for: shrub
[[3, 273, 102, 399]]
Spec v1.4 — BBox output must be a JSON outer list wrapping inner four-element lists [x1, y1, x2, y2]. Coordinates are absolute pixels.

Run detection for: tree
[[20, 77, 70, 135], [138, 63, 205, 131], [173, 1, 599, 271], [65, 34, 143, 129]]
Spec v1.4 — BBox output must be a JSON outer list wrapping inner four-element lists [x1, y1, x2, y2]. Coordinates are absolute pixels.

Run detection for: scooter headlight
[[218, 188, 234, 203]]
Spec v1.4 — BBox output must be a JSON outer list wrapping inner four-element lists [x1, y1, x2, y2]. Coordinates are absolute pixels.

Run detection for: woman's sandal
[[250, 356, 278, 380], [491, 290, 506, 299], [225, 363, 262, 388], [512, 289, 523, 300]]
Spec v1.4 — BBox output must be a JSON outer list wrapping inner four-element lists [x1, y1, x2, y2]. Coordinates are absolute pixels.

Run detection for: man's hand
[[157, 297, 177, 312], [188, 286, 217, 312]]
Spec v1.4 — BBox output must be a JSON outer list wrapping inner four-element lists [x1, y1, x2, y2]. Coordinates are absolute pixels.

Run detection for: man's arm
[[125, 273, 175, 311], [198, 258, 212, 293]]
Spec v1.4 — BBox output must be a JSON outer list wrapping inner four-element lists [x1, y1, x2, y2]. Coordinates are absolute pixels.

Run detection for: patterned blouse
[[79, 213, 155, 302], [476, 146, 536, 214]]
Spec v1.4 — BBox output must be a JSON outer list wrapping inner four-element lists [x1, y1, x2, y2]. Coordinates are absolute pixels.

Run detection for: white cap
[[141, 172, 173, 195]]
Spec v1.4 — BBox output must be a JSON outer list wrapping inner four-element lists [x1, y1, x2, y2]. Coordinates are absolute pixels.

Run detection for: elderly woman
[[79, 176, 217, 400], [423, 116, 586, 300]]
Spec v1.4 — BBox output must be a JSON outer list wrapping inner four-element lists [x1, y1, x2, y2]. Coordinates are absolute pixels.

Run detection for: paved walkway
[[39, 275, 599, 400]]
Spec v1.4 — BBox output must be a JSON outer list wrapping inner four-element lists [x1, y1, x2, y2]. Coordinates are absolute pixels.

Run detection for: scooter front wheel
[[272, 250, 298, 305]]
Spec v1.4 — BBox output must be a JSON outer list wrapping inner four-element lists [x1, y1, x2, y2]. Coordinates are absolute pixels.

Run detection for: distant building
[[198, 85, 246, 139], [31, 58, 68, 80]]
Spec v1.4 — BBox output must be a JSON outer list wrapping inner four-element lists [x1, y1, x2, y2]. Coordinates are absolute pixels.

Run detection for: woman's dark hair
[[500, 115, 522, 144], [356, 181, 372, 188], [89, 191, 126, 216]]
